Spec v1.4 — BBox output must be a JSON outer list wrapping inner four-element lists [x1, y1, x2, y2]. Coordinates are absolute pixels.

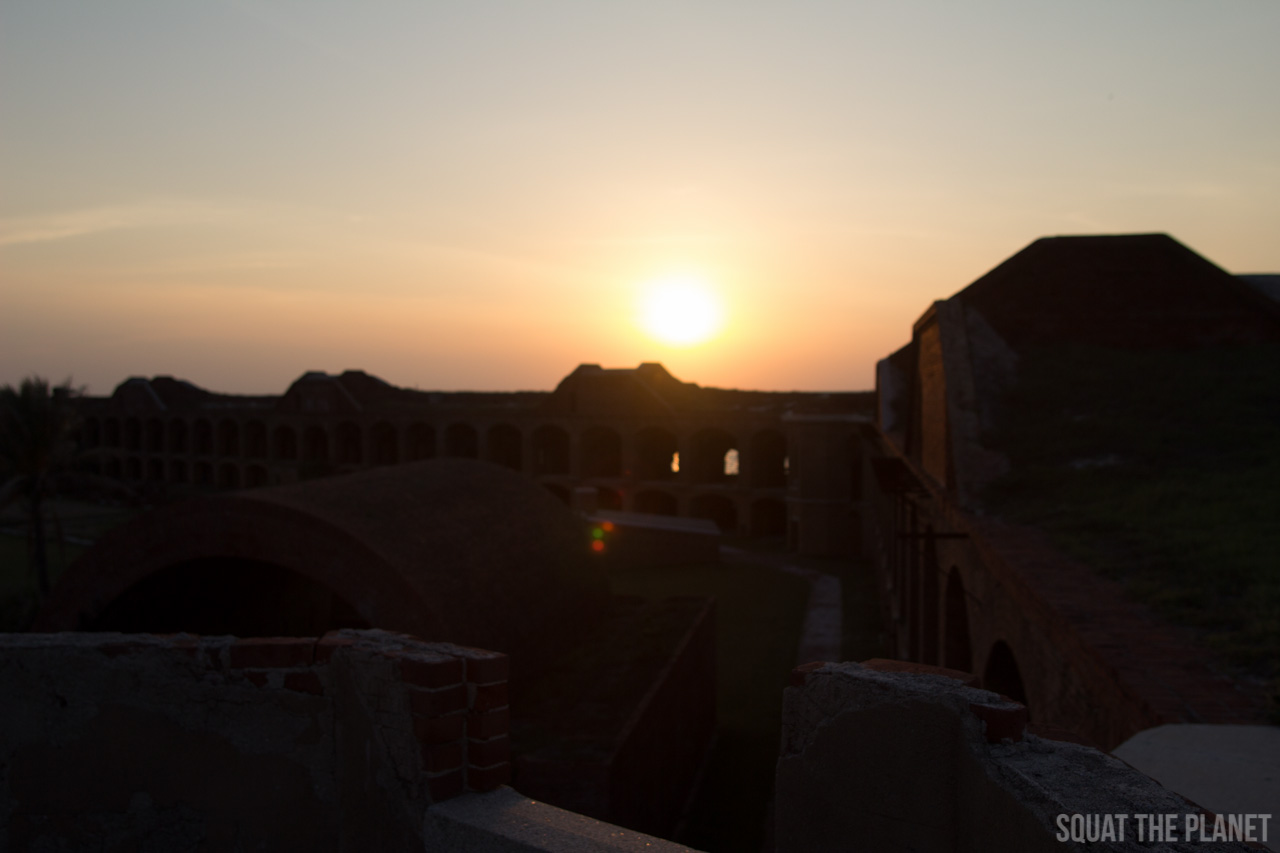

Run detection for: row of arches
[[891, 550, 1027, 708], [92, 457, 272, 490], [870, 475, 1033, 718], [91, 451, 793, 539], [81, 417, 791, 488]]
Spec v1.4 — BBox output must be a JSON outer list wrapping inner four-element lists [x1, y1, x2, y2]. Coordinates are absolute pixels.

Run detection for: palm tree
[[0, 376, 82, 599]]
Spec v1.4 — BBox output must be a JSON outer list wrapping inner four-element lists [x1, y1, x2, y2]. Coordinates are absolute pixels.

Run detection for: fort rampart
[[0, 630, 510, 850]]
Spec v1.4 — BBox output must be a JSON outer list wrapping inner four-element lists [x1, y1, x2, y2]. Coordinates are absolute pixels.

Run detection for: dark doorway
[[983, 640, 1027, 707], [91, 557, 368, 637]]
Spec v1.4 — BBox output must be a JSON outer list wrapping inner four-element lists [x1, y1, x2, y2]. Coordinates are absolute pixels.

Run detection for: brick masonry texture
[[866, 436, 1268, 750], [0, 629, 512, 851], [869, 235, 1278, 753]]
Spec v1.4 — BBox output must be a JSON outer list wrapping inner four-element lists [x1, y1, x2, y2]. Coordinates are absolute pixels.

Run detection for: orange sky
[[3, 2, 1278, 395]]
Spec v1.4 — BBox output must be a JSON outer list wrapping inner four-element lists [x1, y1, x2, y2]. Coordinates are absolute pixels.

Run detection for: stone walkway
[[720, 546, 844, 665]]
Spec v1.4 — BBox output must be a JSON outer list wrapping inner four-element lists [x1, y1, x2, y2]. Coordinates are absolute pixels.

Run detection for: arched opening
[[689, 428, 737, 484], [218, 463, 240, 489], [444, 423, 478, 459], [274, 425, 298, 461], [303, 426, 329, 462], [147, 459, 164, 482], [750, 498, 787, 539], [983, 641, 1027, 707], [749, 429, 787, 488], [246, 465, 269, 488], [406, 423, 435, 461], [336, 422, 362, 465], [581, 426, 621, 477], [84, 418, 102, 448], [543, 483, 571, 506], [193, 420, 213, 456], [104, 418, 121, 449], [371, 422, 398, 465], [170, 460, 187, 484], [145, 417, 164, 453], [532, 425, 569, 475], [690, 493, 737, 533], [125, 458, 142, 480], [944, 568, 973, 673], [597, 487, 623, 511], [634, 489, 678, 516], [124, 418, 141, 452], [217, 419, 239, 457], [105, 458, 122, 479], [168, 418, 188, 454], [634, 427, 678, 481], [244, 421, 268, 459], [90, 557, 370, 637], [487, 424, 522, 471], [194, 462, 213, 486]]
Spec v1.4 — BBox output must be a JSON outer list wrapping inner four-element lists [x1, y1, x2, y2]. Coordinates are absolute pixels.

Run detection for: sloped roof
[[954, 234, 1280, 351], [542, 363, 696, 417], [106, 376, 275, 412]]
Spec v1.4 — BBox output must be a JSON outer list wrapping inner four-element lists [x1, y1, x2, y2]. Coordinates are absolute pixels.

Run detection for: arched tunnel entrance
[[984, 640, 1028, 708], [90, 557, 369, 637], [37, 461, 609, 688]]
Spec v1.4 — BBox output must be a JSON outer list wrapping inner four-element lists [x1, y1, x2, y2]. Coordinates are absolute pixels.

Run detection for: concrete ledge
[[1113, 723, 1280, 847], [0, 630, 514, 851], [424, 787, 702, 852], [776, 662, 1261, 852]]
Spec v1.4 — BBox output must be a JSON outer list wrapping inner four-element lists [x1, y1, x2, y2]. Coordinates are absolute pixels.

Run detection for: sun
[[638, 273, 724, 346]]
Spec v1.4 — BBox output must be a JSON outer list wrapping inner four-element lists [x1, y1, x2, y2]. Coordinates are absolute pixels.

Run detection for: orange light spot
[[591, 540, 606, 553]]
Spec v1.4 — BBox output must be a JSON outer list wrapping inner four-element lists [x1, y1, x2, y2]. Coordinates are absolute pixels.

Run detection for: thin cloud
[[0, 207, 138, 247], [0, 201, 231, 247]]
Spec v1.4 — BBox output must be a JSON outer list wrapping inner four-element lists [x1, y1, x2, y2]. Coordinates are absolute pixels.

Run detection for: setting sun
[[638, 274, 724, 347]]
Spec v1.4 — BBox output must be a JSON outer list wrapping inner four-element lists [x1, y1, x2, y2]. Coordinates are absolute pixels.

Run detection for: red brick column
[[420, 642, 512, 794]]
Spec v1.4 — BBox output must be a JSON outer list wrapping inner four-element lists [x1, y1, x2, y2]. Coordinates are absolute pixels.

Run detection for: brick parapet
[[865, 426, 1265, 751], [960, 513, 1266, 743], [320, 629, 512, 795]]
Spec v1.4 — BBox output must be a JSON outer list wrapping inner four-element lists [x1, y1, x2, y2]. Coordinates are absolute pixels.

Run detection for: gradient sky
[[3, 1, 1278, 395]]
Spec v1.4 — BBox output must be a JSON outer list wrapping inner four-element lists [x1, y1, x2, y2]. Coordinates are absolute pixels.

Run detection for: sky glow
[[639, 274, 723, 347], [2, 1, 1277, 394]]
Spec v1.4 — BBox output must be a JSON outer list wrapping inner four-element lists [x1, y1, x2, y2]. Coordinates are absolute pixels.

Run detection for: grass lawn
[[983, 343, 1280, 718], [609, 557, 810, 853]]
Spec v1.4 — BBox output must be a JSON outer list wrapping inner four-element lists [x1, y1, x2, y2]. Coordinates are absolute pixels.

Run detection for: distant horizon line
[[67, 367, 877, 400]]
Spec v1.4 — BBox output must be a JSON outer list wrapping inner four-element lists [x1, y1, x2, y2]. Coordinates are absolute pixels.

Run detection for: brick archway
[[984, 640, 1027, 707], [37, 461, 605, 684], [38, 495, 429, 636]]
